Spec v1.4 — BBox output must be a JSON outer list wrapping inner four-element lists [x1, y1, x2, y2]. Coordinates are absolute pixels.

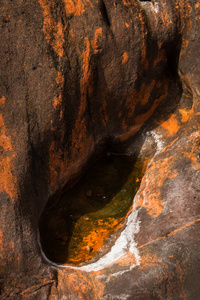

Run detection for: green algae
[[39, 154, 146, 265]]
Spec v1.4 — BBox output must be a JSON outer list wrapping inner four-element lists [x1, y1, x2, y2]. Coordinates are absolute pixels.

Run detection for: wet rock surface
[[0, 0, 200, 298]]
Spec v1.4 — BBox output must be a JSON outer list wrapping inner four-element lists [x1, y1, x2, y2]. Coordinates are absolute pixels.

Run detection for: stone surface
[[0, 0, 200, 298]]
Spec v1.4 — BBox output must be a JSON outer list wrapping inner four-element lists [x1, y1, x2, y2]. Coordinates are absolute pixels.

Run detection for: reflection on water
[[39, 154, 146, 265]]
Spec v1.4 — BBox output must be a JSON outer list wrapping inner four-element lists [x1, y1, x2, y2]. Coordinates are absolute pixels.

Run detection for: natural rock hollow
[[0, 0, 200, 298]]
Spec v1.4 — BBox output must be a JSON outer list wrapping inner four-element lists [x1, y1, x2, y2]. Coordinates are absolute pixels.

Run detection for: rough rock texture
[[0, 0, 200, 298]]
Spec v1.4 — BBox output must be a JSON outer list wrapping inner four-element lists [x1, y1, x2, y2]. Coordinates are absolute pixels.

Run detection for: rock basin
[[39, 154, 147, 265]]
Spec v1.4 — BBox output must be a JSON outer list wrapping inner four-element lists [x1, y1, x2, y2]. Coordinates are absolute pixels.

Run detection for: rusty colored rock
[[86, 245, 93, 253], [0, 0, 200, 298]]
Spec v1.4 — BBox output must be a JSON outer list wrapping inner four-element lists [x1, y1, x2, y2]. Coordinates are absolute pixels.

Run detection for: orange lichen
[[159, 114, 181, 135], [179, 108, 193, 123], [139, 12, 147, 68], [80, 37, 91, 106], [56, 71, 65, 86], [122, 52, 129, 64], [53, 94, 62, 110], [0, 96, 5, 105], [196, 2, 200, 20], [183, 132, 200, 170], [64, 0, 85, 16], [67, 217, 123, 264], [0, 105, 17, 200], [135, 157, 177, 218], [161, 137, 179, 154], [161, 9, 172, 30], [0, 230, 3, 258], [38, 0, 65, 57], [115, 252, 137, 267], [123, 0, 131, 7], [139, 253, 161, 269], [58, 269, 105, 300], [176, 0, 192, 35], [49, 71, 66, 190], [70, 37, 94, 158], [91, 27, 103, 54], [53, 72, 64, 110], [125, 22, 129, 28]]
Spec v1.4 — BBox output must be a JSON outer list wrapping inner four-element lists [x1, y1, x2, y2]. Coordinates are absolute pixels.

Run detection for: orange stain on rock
[[161, 9, 172, 30], [161, 136, 179, 154], [0, 100, 17, 200], [196, 2, 200, 20], [125, 22, 129, 28], [122, 0, 131, 7], [91, 27, 103, 54], [70, 37, 93, 154], [160, 114, 180, 135], [56, 71, 65, 86], [81, 37, 91, 91], [122, 52, 129, 64], [49, 70, 66, 190], [139, 253, 161, 269], [136, 8, 147, 70], [58, 269, 105, 300], [64, 0, 85, 16], [71, 37, 94, 152], [38, 0, 65, 57], [53, 71, 64, 110], [140, 80, 156, 106], [135, 157, 177, 217], [67, 217, 123, 264], [179, 108, 193, 123], [0, 230, 3, 257], [115, 252, 137, 267], [0, 96, 5, 105], [176, 0, 192, 35], [53, 94, 62, 110], [183, 133, 200, 170]]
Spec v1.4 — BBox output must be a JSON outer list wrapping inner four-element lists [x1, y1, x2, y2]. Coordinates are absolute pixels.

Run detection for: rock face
[[0, 0, 200, 298]]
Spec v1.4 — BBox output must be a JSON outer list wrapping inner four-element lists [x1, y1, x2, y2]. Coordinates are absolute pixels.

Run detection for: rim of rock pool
[[38, 153, 147, 271]]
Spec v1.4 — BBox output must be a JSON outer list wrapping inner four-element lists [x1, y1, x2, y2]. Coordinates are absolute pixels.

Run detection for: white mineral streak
[[40, 207, 141, 272], [102, 294, 130, 300], [154, 2, 159, 14], [150, 131, 164, 153]]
